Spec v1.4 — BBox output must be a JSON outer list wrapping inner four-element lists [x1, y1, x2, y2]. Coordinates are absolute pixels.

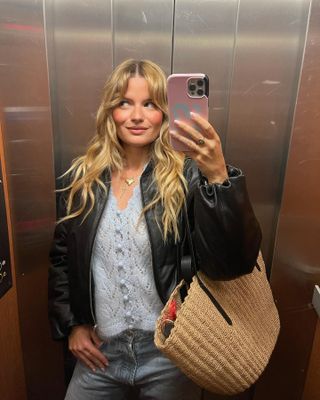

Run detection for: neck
[[122, 145, 151, 172]]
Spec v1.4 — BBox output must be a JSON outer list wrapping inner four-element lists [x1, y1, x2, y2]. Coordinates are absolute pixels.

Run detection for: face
[[112, 76, 163, 151]]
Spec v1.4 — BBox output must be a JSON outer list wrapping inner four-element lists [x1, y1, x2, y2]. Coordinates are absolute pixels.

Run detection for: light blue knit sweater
[[91, 184, 164, 339]]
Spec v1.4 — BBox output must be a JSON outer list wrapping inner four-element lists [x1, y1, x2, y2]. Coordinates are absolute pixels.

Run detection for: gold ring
[[197, 138, 205, 146]]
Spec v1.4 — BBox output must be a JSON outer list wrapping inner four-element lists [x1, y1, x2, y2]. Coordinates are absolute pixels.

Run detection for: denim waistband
[[106, 329, 154, 344]]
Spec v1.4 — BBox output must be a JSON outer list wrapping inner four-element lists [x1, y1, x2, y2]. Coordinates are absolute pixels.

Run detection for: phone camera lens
[[197, 80, 204, 87], [197, 89, 204, 96], [189, 84, 196, 91]]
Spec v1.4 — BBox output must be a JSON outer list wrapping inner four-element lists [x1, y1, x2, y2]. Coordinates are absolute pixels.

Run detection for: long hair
[[60, 59, 187, 241]]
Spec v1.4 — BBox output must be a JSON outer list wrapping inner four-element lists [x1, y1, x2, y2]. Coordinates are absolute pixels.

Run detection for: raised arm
[[174, 111, 261, 280]]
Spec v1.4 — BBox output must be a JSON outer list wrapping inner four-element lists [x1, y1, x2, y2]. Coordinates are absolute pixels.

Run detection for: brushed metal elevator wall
[[46, 0, 310, 270], [0, 1, 65, 399], [44, 5, 311, 399]]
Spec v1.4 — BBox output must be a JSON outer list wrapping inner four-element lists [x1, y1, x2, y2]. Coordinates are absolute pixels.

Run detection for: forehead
[[124, 76, 151, 99]]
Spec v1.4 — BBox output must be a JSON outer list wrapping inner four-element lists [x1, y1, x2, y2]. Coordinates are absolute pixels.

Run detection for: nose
[[130, 105, 144, 123]]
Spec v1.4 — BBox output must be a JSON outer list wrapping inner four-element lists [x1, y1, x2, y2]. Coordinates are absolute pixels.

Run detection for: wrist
[[69, 324, 90, 334], [206, 164, 228, 184], [207, 173, 229, 184]]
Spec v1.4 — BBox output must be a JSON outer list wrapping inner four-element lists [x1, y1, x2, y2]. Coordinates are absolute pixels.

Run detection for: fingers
[[171, 114, 221, 150], [190, 112, 218, 140], [170, 129, 200, 153], [69, 325, 109, 372], [170, 115, 228, 183], [170, 120, 204, 153], [91, 328, 104, 348], [171, 121, 213, 155], [71, 340, 109, 372], [172, 119, 203, 145]]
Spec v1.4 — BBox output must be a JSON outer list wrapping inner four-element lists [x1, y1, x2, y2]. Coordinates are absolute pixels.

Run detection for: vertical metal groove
[[43, 0, 62, 182], [42, 0, 50, 97], [283, 0, 313, 165], [42, 0, 59, 181], [170, 0, 176, 74], [111, 0, 115, 69], [112, 0, 172, 74], [224, 0, 241, 153]]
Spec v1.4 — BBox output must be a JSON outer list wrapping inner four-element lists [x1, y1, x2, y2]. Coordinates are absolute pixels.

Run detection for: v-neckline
[[110, 183, 140, 212]]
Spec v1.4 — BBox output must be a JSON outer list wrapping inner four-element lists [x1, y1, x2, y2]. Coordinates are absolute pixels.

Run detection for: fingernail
[[190, 112, 195, 116], [174, 119, 180, 125]]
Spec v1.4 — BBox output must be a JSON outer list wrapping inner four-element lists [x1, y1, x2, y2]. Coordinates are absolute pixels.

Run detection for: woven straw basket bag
[[154, 252, 280, 395]]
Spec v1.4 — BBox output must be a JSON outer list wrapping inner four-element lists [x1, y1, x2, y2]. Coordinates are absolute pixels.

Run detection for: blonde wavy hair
[[60, 59, 187, 241]]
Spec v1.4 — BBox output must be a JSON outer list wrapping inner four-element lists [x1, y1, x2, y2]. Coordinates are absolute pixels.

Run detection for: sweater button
[[123, 295, 129, 302]]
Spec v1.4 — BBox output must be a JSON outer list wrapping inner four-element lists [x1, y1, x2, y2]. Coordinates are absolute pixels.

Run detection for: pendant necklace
[[125, 178, 135, 186], [119, 174, 139, 200], [115, 163, 147, 201]]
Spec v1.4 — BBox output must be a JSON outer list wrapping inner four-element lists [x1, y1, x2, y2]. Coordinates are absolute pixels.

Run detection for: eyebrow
[[121, 97, 154, 102]]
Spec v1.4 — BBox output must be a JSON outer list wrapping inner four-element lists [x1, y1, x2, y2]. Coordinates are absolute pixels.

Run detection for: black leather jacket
[[48, 158, 262, 340]]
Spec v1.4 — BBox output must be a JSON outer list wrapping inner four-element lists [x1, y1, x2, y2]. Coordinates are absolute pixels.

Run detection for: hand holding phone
[[167, 73, 228, 183], [167, 73, 209, 152]]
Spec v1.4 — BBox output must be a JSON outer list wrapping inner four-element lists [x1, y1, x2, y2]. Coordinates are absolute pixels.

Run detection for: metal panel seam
[[224, 0, 241, 154], [170, 0, 176, 74], [42, 0, 57, 193], [111, 0, 115, 69]]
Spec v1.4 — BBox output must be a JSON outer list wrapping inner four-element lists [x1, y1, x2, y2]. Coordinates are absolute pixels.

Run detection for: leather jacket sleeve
[[48, 191, 79, 340], [184, 158, 262, 280]]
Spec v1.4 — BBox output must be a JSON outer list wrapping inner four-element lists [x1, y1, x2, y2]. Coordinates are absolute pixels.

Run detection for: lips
[[126, 126, 148, 134]]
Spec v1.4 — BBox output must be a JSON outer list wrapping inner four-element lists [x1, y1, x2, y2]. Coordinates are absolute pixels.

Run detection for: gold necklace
[[119, 174, 139, 200], [124, 178, 135, 186]]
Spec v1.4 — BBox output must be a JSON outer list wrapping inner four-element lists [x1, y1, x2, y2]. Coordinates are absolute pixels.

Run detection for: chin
[[120, 139, 155, 149], [118, 134, 159, 149]]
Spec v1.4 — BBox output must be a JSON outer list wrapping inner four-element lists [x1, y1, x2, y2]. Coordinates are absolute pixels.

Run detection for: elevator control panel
[[0, 161, 12, 298]]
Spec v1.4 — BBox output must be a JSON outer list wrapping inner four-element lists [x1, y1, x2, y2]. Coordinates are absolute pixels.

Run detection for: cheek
[[112, 109, 125, 125], [149, 111, 163, 127]]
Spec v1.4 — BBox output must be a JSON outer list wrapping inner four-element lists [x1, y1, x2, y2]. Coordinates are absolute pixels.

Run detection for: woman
[[49, 59, 261, 400]]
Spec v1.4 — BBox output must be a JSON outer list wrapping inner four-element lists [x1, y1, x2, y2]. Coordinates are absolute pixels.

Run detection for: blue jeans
[[65, 329, 202, 400]]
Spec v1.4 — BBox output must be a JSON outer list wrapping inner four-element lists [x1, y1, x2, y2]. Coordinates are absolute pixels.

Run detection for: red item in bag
[[167, 299, 177, 322], [162, 299, 177, 338]]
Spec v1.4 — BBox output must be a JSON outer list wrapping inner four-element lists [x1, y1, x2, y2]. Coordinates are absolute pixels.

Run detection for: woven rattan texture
[[154, 253, 280, 395]]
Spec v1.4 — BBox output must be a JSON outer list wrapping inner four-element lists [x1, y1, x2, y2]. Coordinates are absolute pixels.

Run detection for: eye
[[144, 101, 157, 109], [118, 100, 130, 107]]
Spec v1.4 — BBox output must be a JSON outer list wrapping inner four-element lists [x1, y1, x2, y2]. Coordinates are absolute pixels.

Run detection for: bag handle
[[180, 201, 233, 325], [181, 201, 197, 280]]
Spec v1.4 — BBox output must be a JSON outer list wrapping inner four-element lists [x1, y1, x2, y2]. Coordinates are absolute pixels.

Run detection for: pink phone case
[[167, 73, 209, 152]]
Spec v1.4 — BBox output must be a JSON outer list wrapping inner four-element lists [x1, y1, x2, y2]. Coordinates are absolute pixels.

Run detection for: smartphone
[[167, 73, 209, 152]]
